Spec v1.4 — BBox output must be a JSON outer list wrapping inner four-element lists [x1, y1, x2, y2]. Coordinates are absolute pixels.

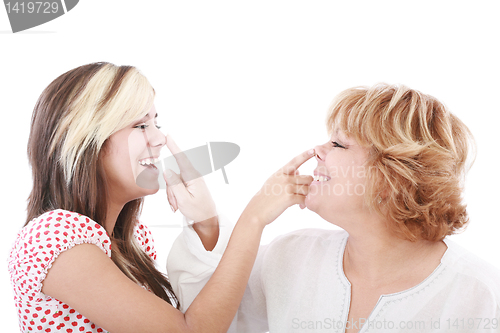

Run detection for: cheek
[[127, 132, 147, 177], [105, 152, 134, 186], [127, 131, 145, 155], [323, 159, 367, 200], [324, 154, 351, 181], [104, 140, 135, 184]]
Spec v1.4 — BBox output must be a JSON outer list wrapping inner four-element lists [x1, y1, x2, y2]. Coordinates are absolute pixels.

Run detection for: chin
[[140, 184, 160, 195], [144, 187, 160, 194], [305, 195, 318, 212], [135, 170, 161, 191], [305, 195, 340, 225], [128, 186, 159, 202], [131, 177, 160, 199]]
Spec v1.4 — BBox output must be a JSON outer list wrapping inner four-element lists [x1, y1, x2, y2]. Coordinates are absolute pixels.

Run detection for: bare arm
[[42, 149, 314, 333], [42, 215, 261, 333], [184, 213, 263, 331]]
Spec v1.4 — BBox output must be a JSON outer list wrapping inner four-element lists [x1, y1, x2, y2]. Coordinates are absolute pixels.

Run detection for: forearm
[[192, 215, 219, 251], [175, 149, 315, 332], [183, 212, 263, 333]]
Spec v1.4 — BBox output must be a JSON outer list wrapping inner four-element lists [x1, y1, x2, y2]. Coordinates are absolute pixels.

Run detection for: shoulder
[[133, 220, 156, 260], [443, 237, 500, 303], [253, 228, 347, 290], [12, 209, 111, 256], [8, 209, 112, 302]]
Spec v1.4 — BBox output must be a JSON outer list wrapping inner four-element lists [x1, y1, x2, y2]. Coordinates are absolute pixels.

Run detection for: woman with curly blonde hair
[[171, 83, 500, 332]]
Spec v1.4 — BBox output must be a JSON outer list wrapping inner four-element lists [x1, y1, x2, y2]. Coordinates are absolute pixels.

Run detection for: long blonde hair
[[26, 62, 178, 306]]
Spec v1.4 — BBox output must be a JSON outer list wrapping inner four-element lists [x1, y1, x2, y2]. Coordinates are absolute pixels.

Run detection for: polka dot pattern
[[134, 219, 156, 261], [8, 209, 157, 333]]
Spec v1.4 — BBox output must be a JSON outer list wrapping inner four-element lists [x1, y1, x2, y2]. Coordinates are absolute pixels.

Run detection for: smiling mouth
[[139, 157, 160, 169], [313, 175, 331, 182]]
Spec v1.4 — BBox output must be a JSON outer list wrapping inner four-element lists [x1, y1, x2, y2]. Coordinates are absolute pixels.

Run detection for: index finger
[[165, 134, 183, 156], [165, 135, 200, 179], [282, 149, 315, 175]]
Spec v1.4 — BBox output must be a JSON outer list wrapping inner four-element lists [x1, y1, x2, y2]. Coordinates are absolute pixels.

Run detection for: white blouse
[[167, 223, 500, 333]]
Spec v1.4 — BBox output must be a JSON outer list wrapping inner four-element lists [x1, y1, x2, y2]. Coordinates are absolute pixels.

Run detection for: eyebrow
[[138, 112, 158, 122], [334, 128, 345, 140], [333, 128, 349, 145]]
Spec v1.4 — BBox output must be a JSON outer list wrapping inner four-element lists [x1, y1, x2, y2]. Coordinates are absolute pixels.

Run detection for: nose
[[314, 141, 329, 162], [143, 126, 166, 148]]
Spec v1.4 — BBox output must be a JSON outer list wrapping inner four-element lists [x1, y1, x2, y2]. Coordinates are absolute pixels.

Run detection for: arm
[[168, 149, 316, 331], [167, 213, 233, 312], [168, 217, 270, 333], [42, 215, 263, 333], [234, 244, 270, 332], [42, 149, 314, 333]]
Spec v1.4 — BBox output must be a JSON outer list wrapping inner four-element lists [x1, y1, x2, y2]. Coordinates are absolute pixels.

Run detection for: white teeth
[[313, 175, 330, 182], [139, 157, 160, 166]]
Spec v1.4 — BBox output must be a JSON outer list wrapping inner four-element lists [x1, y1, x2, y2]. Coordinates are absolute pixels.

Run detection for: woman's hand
[[241, 149, 315, 228], [163, 135, 217, 222], [163, 135, 219, 250]]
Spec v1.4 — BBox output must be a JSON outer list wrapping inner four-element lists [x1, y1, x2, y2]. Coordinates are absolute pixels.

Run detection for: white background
[[1, 1, 499, 330]]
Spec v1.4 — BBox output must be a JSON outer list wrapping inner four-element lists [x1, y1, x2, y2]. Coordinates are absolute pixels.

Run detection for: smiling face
[[101, 105, 165, 204], [305, 129, 372, 227]]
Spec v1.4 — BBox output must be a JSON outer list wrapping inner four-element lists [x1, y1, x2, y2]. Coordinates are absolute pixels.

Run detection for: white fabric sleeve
[[166, 212, 234, 312], [167, 212, 270, 333]]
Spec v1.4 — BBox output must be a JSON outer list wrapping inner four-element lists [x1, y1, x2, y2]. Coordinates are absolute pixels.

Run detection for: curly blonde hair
[[326, 83, 475, 241]]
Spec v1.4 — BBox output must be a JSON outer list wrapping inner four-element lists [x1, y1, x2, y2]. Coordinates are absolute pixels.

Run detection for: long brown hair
[[26, 62, 178, 307]]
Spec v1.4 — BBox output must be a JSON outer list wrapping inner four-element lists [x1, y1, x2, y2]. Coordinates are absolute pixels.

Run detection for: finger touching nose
[[314, 144, 326, 161], [165, 134, 182, 155]]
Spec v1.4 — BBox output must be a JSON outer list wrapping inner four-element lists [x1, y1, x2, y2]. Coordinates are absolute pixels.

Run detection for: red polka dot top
[[7, 209, 157, 333]]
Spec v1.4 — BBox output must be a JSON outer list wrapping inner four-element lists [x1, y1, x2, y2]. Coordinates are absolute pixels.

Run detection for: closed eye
[[332, 141, 345, 149]]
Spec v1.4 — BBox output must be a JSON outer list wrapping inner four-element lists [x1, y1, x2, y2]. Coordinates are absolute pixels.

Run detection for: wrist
[[238, 211, 266, 231]]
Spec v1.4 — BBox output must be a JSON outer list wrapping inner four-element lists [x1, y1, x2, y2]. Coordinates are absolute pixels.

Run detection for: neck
[[105, 199, 124, 236], [342, 220, 447, 288]]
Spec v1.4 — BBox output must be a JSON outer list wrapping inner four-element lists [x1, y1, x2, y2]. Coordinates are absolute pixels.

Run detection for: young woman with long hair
[[8, 62, 315, 333]]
